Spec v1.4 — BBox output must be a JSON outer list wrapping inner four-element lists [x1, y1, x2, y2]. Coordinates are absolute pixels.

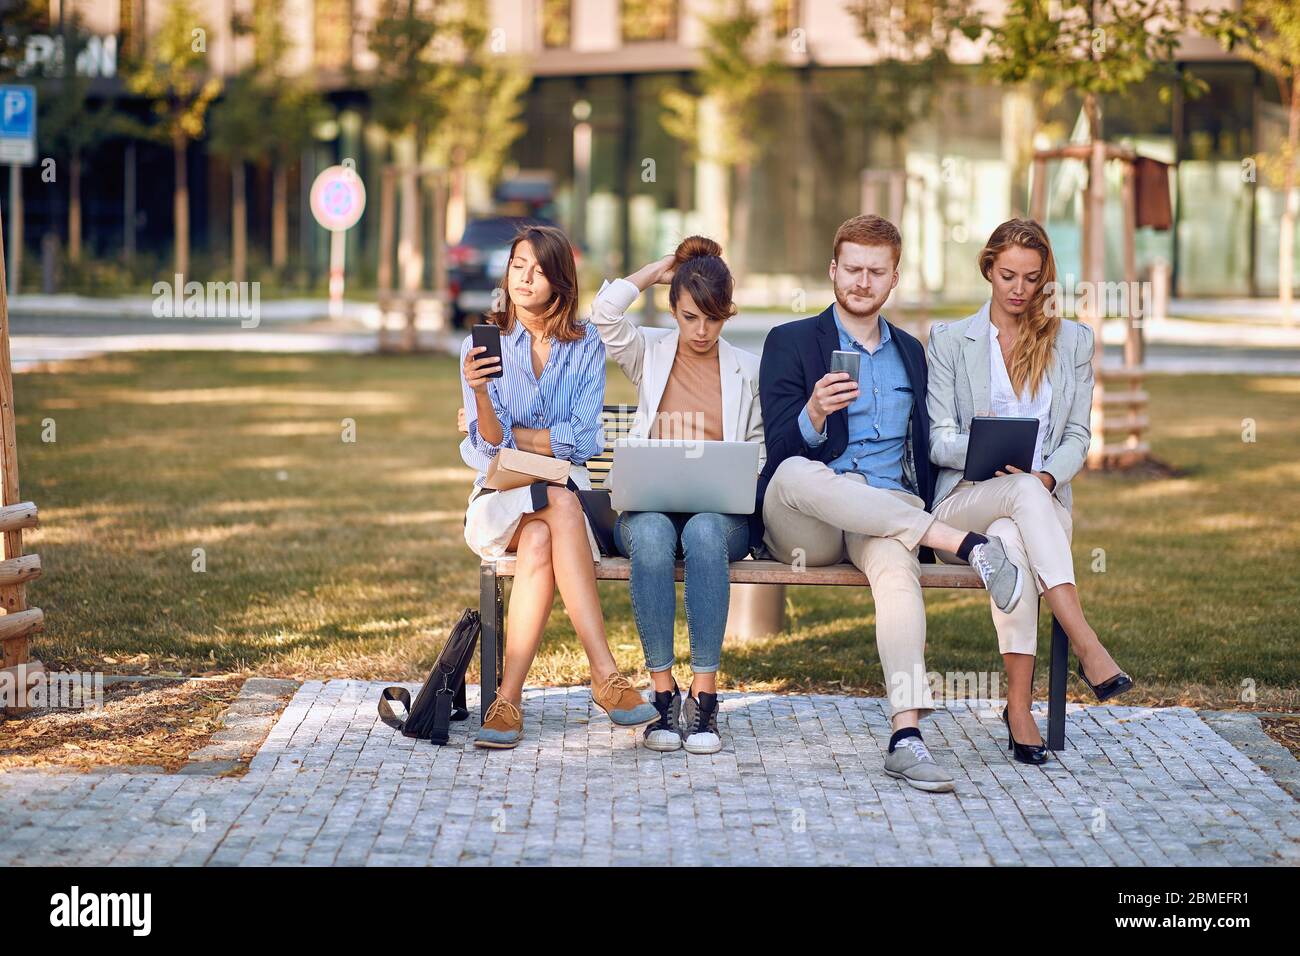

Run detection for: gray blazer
[[925, 301, 1095, 512]]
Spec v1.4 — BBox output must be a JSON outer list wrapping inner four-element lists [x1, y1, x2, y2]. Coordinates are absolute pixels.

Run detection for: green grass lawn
[[14, 351, 1299, 709]]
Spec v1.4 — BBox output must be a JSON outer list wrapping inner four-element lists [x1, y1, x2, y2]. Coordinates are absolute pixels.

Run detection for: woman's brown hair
[[978, 218, 1059, 399], [486, 224, 583, 342], [669, 236, 737, 322]]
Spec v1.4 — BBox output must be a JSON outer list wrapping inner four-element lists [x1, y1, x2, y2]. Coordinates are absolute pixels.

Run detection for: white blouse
[[989, 323, 1052, 472]]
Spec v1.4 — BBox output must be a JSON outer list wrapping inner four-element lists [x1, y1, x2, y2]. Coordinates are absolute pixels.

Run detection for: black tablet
[[962, 416, 1040, 482]]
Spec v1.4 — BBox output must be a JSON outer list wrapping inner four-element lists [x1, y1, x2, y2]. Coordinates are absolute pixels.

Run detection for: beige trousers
[[762, 456, 937, 717], [932, 473, 1075, 656]]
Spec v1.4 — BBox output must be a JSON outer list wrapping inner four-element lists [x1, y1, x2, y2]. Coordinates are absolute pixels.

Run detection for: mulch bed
[[1260, 715, 1300, 761], [0, 676, 245, 773]]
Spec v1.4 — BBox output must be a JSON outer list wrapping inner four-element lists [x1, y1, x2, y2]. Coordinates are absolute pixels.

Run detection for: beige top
[[649, 341, 724, 442]]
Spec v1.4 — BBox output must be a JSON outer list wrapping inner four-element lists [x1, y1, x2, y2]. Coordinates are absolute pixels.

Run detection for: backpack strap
[[428, 666, 457, 745], [377, 686, 412, 732]]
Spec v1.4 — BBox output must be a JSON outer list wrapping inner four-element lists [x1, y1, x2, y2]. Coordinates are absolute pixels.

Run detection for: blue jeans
[[615, 511, 750, 674]]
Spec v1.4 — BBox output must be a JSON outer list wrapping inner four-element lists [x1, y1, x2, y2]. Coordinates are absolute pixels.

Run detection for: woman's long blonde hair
[[978, 218, 1059, 399]]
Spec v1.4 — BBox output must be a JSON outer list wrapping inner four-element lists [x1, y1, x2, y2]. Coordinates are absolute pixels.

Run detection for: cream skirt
[[463, 464, 601, 562]]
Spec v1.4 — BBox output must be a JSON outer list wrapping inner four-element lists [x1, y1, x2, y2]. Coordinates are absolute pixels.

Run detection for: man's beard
[[834, 286, 886, 321]]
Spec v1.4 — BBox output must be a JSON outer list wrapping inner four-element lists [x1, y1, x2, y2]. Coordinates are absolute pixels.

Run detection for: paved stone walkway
[[1, 681, 1297, 866]]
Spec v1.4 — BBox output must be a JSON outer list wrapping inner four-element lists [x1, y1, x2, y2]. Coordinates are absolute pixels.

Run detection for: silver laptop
[[608, 439, 760, 515]]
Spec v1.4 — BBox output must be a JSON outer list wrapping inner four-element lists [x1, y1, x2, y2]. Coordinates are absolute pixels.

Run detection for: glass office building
[[5, 0, 1292, 300]]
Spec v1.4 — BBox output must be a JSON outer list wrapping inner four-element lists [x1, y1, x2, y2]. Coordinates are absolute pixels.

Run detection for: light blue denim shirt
[[796, 304, 912, 491], [459, 320, 607, 489]]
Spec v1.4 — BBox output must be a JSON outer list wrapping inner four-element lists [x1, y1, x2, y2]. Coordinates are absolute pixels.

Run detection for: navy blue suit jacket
[[757, 306, 937, 557]]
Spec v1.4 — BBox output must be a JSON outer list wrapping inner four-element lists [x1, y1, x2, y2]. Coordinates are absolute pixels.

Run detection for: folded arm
[[547, 340, 607, 464]]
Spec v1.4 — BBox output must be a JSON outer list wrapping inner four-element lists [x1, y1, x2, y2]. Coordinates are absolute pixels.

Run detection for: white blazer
[[588, 277, 766, 472]]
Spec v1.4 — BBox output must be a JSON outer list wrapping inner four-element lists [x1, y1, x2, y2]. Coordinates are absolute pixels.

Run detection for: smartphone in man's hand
[[471, 324, 504, 379], [830, 349, 861, 382]]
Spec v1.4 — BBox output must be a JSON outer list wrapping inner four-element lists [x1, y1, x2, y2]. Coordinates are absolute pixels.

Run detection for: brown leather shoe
[[475, 697, 523, 748], [591, 673, 659, 726]]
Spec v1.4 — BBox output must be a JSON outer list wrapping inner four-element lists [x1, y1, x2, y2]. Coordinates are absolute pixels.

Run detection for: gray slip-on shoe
[[883, 736, 955, 793], [968, 535, 1025, 613]]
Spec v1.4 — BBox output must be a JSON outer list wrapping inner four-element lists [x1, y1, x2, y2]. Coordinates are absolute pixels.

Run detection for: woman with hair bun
[[589, 237, 765, 754]]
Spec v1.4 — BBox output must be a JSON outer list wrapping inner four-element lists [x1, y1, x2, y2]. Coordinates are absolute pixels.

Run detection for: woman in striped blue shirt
[[460, 224, 656, 749]]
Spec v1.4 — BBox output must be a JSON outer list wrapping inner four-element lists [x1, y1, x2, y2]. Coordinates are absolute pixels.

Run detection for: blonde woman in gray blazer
[[926, 219, 1132, 764]]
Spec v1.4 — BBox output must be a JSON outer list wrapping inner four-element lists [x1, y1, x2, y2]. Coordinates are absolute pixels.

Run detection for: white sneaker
[[681, 691, 722, 754]]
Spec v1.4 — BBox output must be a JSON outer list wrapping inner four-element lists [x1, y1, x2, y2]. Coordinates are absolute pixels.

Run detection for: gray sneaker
[[968, 535, 1024, 613], [883, 736, 955, 793], [643, 685, 683, 752], [681, 691, 723, 754]]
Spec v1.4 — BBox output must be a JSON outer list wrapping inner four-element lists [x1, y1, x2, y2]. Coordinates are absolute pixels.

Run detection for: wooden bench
[[478, 405, 1071, 750]]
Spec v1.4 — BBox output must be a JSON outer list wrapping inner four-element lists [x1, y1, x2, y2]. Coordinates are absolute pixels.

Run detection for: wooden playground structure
[[0, 207, 46, 717], [1030, 142, 1166, 468]]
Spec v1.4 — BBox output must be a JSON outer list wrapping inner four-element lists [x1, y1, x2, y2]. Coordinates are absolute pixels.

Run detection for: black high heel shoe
[[1003, 707, 1049, 765], [1077, 660, 1134, 702]]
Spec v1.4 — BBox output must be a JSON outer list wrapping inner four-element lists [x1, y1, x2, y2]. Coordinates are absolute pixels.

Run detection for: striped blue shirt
[[459, 320, 607, 488]]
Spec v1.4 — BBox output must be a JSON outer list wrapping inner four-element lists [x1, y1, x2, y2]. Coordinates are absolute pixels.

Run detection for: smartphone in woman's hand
[[471, 324, 504, 379]]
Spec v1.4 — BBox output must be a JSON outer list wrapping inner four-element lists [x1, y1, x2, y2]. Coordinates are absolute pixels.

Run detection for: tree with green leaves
[[424, 0, 529, 243], [0, 0, 49, 292], [207, 70, 265, 283], [124, 0, 220, 280], [978, 0, 1198, 464], [369, 0, 527, 233], [845, 0, 977, 169], [209, 0, 326, 282], [660, 0, 783, 280], [249, 0, 326, 274], [1201, 1, 1300, 323], [36, 14, 121, 265]]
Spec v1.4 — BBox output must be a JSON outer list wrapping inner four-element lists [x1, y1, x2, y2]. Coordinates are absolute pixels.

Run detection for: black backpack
[[378, 608, 480, 745]]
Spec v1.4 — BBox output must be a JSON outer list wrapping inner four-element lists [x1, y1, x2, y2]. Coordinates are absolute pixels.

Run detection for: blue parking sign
[[0, 85, 36, 166]]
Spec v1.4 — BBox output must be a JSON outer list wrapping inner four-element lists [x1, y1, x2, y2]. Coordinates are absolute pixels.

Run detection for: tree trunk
[[1280, 67, 1299, 328], [398, 129, 422, 352], [123, 141, 137, 261], [173, 132, 190, 281], [446, 147, 467, 247], [730, 162, 752, 285], [231, 160, 247, 284], [67, 151, 82, 264], [271, 162, 288, 270]]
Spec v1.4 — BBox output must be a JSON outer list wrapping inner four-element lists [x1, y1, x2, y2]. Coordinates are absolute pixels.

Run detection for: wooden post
[[1084, 130, 1108, 468], [1122, 161, 1140, 370], [1029, 157, 1047, 221], [1121, 160, 1144, 458], [0, 202, 43, 714]]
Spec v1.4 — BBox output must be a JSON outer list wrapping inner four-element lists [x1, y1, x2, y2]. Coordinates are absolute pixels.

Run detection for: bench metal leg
[[1047, 611, 1068, 751], [479, 563, 503, 721]]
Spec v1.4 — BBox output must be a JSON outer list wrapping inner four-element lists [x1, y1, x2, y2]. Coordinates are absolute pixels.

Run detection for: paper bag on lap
[[484, 447, 571, 490]]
